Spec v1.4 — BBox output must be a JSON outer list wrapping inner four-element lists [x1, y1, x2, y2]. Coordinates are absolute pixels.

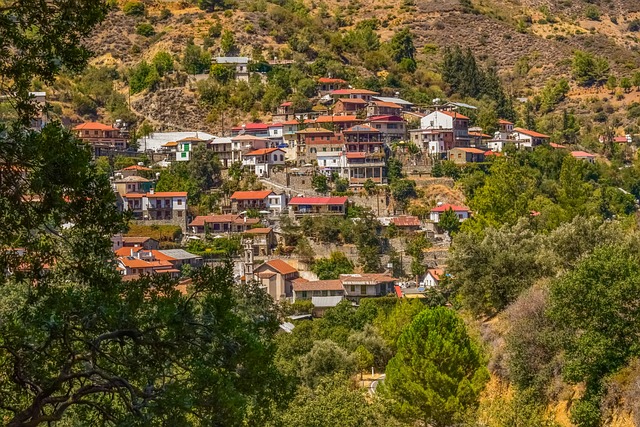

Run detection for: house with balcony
[[366, 100, 403, 117], [231, 135, 273, 163], [365, 115, 406, 142], [242, 147, 286, 177], [229, 190, 286, 215], [419, 110, 471, 148], [118, 164, 152, 178], [511, 127, 550, 149], [329, 89, 379, 102], [113, 175, 153, 197], [214, 56, 250, 81], [207, 137, 233, 168], [243, 227, 277, 256], [312, 115, 362, 133], [340, 273, 397, 302], [317, 77, 348, 95], [409, 128, 454, 157], [188, 214, 260, 236], [120, 191, 188, 231], [73, 122, 128, 152], [333, 98, 368, 116], [288, 196, 348, 216], [273, 102, 295, 122], [343, 124, 386, 186], [292, 279, 346, 316], [307, 134, 346, 174]]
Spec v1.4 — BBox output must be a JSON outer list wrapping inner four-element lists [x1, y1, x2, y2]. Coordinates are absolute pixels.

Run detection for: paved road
[[369, 374, 386, 394]]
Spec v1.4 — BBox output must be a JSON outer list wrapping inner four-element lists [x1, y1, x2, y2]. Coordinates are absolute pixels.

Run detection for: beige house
[[253, 259, 299, 302], [339, 273, 396, 302]]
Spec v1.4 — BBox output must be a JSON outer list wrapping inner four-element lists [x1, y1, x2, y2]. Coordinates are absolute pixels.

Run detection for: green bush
[[123, 1, 145, 16], [135, 22, 155, 37], [584, 5, 600, 21]]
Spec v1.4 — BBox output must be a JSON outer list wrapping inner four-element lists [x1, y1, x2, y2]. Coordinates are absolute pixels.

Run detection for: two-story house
[[365, 115, 406, 142], [175, 136, 208, 162], [230, 122, 270, 137], [214, 56, 250, 81], [340, 273, 397, 302], [317, 77, 348, 95], [242, 147, 286, 177], [330, 88, 379, 102], [120, 191, 188, 231], [333, 98, 368, 116], [419, 110, 471, 148], [73, 122, 127, 151], [188, 214, 260, 236], [230, 190, 286, 215], [366, 100, 403, 117], [511, 127, 551, 149], [230, 135, 272, 163], [288, 196, 348, 216], [343, 124, 386, 186], [253, 259, 299, 302], [208, 137, 233, 168]]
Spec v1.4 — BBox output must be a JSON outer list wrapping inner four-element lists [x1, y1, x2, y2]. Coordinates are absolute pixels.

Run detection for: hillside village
[[64, 69, 623, 312], [9, 1, 640, 425]]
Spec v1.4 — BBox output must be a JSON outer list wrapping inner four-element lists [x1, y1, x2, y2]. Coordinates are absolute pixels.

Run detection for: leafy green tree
[[439, 207, 461, 235], [123, 1, 145, 16], [334, 177, 349, 193], [632, 71, 640, 89], [390, 179, 417, 212], [152, 51, 174, 76], [299, 341, 356, 387], [549, 244, 640, 393], [210, 63, 235, 83], [189, 143, 223, 191], [275, 377, 398, 427], [312, 251, 354, 280], [382, 307, 489, 426], [441, 160, 460, 179], [606, 75, 617, 92], [354, 345, 374, 380], [128, 60, 160, 94], [221, 29, 236, 55], [476, 101, 499, 135], [572, 50, 610, 86], [390, 28, 416, 64], [198, 0, 234, 12], [448, 220, 550, 316], [182, 41, 211, 75], [135, 22, 155, 37], [295, 237, 316, 264], [387, 157, 404, 182], [364, 178, 377, 195], [405, 234, 430, 279], [312, 174, 329, 194], [620, 76, 632, 92]]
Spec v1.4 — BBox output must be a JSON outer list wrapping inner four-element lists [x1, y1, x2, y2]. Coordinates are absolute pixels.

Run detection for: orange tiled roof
[[230, 190, 273, 200], [264, 259, 298, 275]]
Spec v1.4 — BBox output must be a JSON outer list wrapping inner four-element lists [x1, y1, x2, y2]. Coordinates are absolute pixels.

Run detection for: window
[[322, 147, 326, 151], [177, 199, 182, 206], [273, 155, 277, 162], [350, 285, 356, 292], [360, 285, 366, 295], [301, 291, 308, 298], [280, 155, 284, 161], [181, 152, 187, 158], [322, 290, 328, 296], [458, 153, 462, 159], [177, 211, 183, 217]]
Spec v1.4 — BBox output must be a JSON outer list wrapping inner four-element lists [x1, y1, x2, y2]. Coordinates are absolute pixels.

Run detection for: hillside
[[43, 0, 640, 136]]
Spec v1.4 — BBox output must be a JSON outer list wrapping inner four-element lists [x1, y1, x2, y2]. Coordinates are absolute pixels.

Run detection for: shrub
[[628, 19, 640, 32], [122, 1, 145, 16], [135, 23, 155, 37], [159, 8, 172, 20], [585, 5, 600, 21]]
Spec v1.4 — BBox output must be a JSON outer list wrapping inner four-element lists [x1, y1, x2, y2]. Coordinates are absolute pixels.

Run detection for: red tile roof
[[282, 119, 301, 125], [571, 151, 595, 158], [427, 268, 444, 281], [115, 246, 144, 257], [430, 203, 470, 213], [339, 273, 395, 284], [513, 127, 550, 139], [189, 214, 241, 227], [319, 77, 347, 84], [230, 190, 273, 200], [123, 193, 144, 198], [372, 100, 402, 109], [280, 101, 292, 107], [73, 122, 119, 131], [122, 236, 155, 244], [288, 196, 348, 205], [394, 285, 403, 298], [314, 115, 360, 123], [244, 148, 284, 156], [498, 119, 513, 125], [346, 152, 366, 159], [264, 259, 298, 275], [122, 165, 151, 171], [452, 147, 485, 154], [438, 110, 470, 120], [484, 150, 502, 156], [550, 142, 566, 149], [344, 124, 379, 133], [330, 89, 379, 95], [468, 131, 492, 138], [392, 216, 421, 227], [293, 279, 344, 292], [243, 227, 273, 234]]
